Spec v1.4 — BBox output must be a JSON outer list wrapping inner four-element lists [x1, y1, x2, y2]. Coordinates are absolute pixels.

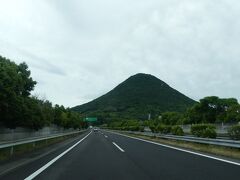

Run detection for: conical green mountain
[[72, 73, 196, 120]]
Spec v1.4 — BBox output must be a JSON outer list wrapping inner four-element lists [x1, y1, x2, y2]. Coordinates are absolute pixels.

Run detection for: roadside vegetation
[[107, 96, 240, 139], [108, 120, 144, 132], [228, 125, 240, 140], [190, 124, 217, 138], [108, 120, 240, 140], [0, 55, 87, 130]]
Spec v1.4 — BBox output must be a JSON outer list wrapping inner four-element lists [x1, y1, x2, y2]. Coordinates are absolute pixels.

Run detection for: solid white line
[[24, 131, 92, 180], [112, 142, 125, 152], [108, 131, 240, 166]]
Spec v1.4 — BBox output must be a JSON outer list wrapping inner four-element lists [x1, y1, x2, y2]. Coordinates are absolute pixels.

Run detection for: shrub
[[149, 124, 157, 133], [128, 125, 140, 131], [228, 125, 240, 140], [157, 125, 171, 134], [202, 127, 217, 138], [191, 124, 216, 138], [121, 126, 127, 131], [171, 126, 184, 136], [139, 126, 145, 132], [114, 127, 121, 130]]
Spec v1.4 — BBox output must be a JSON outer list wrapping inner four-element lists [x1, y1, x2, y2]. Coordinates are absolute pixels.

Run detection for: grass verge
[[123, 132, 240, 160]]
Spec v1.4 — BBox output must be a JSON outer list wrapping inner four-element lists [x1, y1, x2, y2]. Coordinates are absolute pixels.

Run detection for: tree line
[[157, 96, 240, 125], [0, 55, 87, 130], [107, 96, 240, 128], [106, 96, 240, 139]]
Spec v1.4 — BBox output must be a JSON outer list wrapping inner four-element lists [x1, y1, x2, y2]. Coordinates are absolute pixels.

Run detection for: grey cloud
[[0, 0, 240, 107], [0, 40, 66, 76], [19, 50, 67, 76]]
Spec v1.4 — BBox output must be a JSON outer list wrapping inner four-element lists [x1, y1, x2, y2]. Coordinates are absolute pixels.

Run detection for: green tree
[[160, 112, 183, 125], [225, 105, 240, 123], [186, 96, 239, 124], [0, 56, 36, 128]]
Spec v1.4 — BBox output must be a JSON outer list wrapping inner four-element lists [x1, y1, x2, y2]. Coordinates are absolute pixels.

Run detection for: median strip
[[112, 142, 125, 152]]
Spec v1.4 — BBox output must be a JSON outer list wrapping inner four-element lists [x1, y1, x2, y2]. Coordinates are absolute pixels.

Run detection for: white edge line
[[24, 131, 92, 180], [112, 142, 125, 152], [108, 131, 240, 166]]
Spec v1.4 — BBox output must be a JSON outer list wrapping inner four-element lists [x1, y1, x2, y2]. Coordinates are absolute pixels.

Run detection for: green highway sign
[[84, 117, 98, 122]]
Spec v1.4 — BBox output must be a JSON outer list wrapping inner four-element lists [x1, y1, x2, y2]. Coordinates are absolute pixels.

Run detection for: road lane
[[0, 131, 91, 180], [1, 129, 240, 180], [24, 132, 92, 180], [103, 130, 240, 180], [112, 142, 125, 152], [34, 130, 151, 180]]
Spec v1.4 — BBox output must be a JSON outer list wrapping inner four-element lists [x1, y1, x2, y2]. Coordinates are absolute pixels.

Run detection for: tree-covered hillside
[[72, 73, 196, 121]]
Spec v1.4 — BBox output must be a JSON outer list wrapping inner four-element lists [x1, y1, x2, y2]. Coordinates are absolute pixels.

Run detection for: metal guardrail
[[0, 129, 88, 150], [116, 130, 240, 148]]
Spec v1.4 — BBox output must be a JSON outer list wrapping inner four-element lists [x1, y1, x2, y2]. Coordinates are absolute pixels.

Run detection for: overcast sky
[[0, 0, 240, 107]]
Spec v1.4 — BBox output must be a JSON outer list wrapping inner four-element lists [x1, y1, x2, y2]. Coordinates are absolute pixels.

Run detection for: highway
[[1, 130, 239, 180]]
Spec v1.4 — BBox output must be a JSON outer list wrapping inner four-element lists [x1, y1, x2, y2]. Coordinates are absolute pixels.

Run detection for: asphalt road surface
[[1, 130, 240, 180]]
